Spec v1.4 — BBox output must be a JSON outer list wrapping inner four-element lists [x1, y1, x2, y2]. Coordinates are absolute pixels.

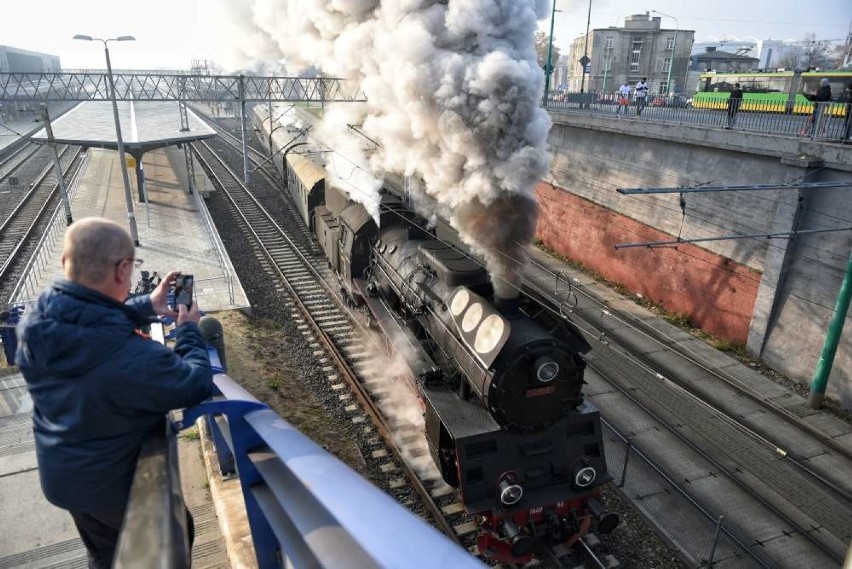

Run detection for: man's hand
[[176, 303, 202, 327], [150, 270, 180, 318]]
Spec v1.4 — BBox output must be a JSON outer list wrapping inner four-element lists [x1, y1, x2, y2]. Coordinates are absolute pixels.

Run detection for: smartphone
[[174, 274, 194, 309]]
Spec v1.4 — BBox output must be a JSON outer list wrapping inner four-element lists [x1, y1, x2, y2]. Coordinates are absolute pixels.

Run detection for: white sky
[[2, 0, 850, 71]]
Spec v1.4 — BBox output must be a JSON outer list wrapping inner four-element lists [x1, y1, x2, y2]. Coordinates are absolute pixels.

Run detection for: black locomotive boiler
[[269, 124, 619, 563]]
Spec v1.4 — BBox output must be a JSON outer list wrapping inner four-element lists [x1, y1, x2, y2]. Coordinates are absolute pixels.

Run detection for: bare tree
[[535, 31, 561, 71], [799, 32, 833, 70], [778, 51, 801, 70]]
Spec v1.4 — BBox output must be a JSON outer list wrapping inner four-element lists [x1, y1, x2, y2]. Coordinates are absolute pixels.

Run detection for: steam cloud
[[224, 0, 552, 298]]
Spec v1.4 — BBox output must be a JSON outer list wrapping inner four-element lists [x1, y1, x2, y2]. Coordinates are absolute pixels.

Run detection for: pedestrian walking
[[616, 82, 631, 116], [801, 78, 832, 136], [16, 217, 214, 569], [726, 83, 744, 129], [634, 78, 649, 116]]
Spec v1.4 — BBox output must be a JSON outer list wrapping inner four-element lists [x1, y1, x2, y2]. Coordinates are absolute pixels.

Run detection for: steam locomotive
[[266, 123, 618, 563]]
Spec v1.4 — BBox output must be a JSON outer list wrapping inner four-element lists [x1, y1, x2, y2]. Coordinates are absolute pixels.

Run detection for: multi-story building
[[0, 45, 61, 73], [566, 12, 695, 96]]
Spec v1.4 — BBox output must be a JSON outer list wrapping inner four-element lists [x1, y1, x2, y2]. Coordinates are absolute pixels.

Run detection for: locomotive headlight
[[574, 466, 597, 488], [498, 479, 524, 506], [535, 356, 559, 383]]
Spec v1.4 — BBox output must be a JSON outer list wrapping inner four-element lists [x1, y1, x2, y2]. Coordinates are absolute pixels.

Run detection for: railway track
[[0, 145, 82, 303], [0, 144, 44, 195], [192, 133, 613, 568], [520, 254, 852, 566]]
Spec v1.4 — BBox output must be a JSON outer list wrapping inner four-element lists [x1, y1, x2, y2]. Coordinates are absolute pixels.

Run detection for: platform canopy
[[30, 101, 217, 153]]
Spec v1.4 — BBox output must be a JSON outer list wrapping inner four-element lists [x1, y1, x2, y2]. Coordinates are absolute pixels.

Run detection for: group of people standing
[[615, 77, 649, 116]]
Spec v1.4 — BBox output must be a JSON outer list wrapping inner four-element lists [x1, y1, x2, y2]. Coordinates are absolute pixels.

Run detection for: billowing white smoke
[[224, 0, 552, 299]]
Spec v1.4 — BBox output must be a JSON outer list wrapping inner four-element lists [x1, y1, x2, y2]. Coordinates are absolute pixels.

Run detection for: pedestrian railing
[[114, 418, 192, 569], [545, 93, 851, 143], [123, 317, 479, 568], [8, 148, 91, 305]]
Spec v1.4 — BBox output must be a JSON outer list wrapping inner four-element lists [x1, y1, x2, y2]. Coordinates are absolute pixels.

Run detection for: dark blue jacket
[[16, 280, 215, 512]]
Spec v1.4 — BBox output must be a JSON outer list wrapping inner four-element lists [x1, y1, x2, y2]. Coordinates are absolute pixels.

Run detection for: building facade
[[566, 13, 695, 96], [0, 46, 61, 73]]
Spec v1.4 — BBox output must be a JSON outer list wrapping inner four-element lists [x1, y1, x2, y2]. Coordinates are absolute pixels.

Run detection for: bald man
[[16, 217, 214, 569]]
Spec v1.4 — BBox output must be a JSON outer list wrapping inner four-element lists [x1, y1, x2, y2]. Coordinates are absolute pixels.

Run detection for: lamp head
[[73, 34, 93, 41], [116, 36, 136, 42]]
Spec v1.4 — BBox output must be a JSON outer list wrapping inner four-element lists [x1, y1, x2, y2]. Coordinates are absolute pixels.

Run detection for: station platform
[[11, 146, 250, 312], [0, 143, 252, 567]]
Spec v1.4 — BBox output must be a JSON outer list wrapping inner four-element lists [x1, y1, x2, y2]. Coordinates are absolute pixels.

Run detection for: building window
[[630, 51, 640, 72], [658, 81, 668, 94], [662, 57, 672, 72], [605, 37, 613, 49], [666, 37, 675, 50]]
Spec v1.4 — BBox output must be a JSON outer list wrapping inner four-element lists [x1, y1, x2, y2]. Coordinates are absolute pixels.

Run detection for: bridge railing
[[545, 93, 851, 143], [118, 318, 479, 568]]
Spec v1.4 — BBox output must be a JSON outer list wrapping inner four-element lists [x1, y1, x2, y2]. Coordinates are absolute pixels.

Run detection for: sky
[[2, 0, 850, 71]]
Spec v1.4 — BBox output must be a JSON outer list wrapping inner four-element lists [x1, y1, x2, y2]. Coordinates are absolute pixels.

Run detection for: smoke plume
[[223, 0, 552, 298]]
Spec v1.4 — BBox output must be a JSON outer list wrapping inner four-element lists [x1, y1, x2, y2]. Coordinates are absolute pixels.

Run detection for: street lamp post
[[544, 0, 558, 102], [73, 34, 140, 246], [652, 10, 679, 96], [579, 0, 593, 96]]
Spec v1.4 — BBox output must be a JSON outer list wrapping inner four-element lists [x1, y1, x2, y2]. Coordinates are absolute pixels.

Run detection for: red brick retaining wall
[[536, 182, 760, 343]]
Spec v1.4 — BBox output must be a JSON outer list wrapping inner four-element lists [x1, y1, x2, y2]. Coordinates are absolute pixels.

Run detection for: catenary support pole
[[38, 107, 73, 226], [808, 252, 852, 408], [544, 0, 557, 102]]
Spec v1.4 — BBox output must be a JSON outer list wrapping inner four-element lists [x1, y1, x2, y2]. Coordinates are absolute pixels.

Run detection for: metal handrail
[[176, 367, 480, 568], [8, 149, 90, 305], [187, 156, 235, 305], [114, 420, 191, 569], [544, 92, 852, 143]]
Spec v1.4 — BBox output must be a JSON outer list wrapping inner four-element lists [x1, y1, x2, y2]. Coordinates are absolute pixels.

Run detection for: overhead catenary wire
[[552, 145, 852, 232], [272, 107, 847, 316]]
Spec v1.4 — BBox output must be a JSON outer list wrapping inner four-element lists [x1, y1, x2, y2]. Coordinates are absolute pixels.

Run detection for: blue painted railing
[[175, 318, 479, 568]]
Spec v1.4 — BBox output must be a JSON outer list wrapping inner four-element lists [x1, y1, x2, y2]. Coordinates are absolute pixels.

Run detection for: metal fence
[[602, 419, 772, 568], [545, 93, 852, 144], [188, 165, 235, 306], [9, 149, 91, 305]]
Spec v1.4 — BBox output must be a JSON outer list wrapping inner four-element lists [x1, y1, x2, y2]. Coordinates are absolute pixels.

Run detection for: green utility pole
[[544, 0, 557, 102], [808, 252, 852, 409]]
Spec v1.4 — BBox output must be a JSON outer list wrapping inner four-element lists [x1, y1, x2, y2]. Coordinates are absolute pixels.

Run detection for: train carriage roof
[[286, 152, 325, 189]]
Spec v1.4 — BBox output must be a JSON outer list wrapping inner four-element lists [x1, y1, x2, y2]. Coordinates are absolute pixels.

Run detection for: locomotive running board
[[354, 278, 442, 383]]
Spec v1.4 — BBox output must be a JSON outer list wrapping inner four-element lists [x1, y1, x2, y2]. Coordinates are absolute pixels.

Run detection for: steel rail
[[523, 256, 852, 466], [0, 147, 79, 284], [0, 144, 41, 185]]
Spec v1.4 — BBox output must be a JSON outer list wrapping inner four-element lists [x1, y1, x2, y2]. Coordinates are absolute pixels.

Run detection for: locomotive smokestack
[[456, 194, 538, 304]]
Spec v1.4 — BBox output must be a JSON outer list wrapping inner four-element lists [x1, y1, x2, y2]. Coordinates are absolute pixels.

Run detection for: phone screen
[[174, 275, 194, 308]]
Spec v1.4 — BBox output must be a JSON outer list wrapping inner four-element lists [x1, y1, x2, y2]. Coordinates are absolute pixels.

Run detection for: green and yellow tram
[[692, 70, 851, 115]]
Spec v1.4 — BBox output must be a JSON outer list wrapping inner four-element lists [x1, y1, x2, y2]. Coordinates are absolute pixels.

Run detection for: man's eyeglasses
[[114, 258, 143, 268]]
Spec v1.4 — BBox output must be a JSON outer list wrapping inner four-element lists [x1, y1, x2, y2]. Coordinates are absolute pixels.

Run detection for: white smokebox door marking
[[475, 314, 506, 354], [462, 303, 483, 332], [450, 288, 469, 317]]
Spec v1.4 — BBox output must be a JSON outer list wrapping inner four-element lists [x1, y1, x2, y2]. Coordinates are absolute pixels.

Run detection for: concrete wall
[[541, 110, 852, 406]]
